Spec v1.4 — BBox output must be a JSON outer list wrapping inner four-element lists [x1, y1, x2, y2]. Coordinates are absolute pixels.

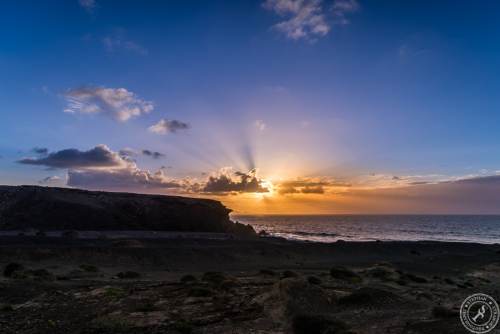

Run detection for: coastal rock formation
[[0, 185, 254, 235]]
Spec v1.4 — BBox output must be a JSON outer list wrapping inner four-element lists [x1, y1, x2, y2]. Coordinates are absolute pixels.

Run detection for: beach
[[1, 235, 499, 333]]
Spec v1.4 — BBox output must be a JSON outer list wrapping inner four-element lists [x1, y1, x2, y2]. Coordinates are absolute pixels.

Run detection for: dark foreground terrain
[[1, 236, 499, 334]]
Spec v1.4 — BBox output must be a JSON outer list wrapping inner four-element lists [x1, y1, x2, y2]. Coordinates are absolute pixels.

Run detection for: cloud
[[32, 147, 49, 156], [331, 0, 359, 25], [78, 0, 96, 12], [64, 86, 154, 122], [202, 168, 269, 194], [263, 0, 358, 41], [255, 120, 267, 131], [277, 178, 350, 195], [119, 148, 137, 158], [39, 176, 61, 184], [263, 0, 329, 40], [142, 150, 165, 159], [149, 119, 190, 135], [102, 29, 148, 56], [18, 145, 126, 169], [68, 167, 181, 191]]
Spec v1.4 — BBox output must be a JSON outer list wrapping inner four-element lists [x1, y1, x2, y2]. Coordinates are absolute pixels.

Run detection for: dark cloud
[[17, 145, 125, 169], [68, 167, 181, 191], [119, 148, 136, 157], [142, 150, 165, 159], [149, 119, 190, 135], [32, 147, 49, 156], [202, 169, 269, 194]]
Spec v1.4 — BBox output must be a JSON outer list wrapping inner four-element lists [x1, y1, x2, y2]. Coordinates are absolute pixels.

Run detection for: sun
[[254, 179, 275, 199]]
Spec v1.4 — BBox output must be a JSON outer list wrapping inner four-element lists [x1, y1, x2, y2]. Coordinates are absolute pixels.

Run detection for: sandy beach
[[1, 235, 499, 333]]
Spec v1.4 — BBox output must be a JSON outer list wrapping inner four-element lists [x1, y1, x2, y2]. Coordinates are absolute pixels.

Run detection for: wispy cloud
[[102, 29, 148, 56], [32, 147, 49, 156], [149, 119, 190, 135], [263, 0, 359, 41], [254, 120, 267, 131], [141, 150, 165, 159], [63, 86, 154, 122], [78, 0, 96, 13], [331, 0, 359, 25]]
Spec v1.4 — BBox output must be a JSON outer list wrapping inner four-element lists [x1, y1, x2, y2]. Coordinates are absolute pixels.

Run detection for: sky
[[2, 0, 500, 214]]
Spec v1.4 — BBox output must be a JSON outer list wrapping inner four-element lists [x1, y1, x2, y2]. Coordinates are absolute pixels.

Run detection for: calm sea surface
[[233, 215, 500, 244]]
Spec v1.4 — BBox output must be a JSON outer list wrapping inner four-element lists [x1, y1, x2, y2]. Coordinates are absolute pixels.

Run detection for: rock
[[254, 278, 335, 325], [3, 262, 24, 277], [0, 185, 255, 235]]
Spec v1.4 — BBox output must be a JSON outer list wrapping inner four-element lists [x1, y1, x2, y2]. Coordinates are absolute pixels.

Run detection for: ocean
[[233, 215, 500, 244]]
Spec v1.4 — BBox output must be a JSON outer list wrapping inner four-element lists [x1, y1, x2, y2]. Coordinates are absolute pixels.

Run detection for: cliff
[[0, 185, 254, 235]]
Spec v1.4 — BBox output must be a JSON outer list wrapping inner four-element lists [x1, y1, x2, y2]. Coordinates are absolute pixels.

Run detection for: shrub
[[330, 266, 361, 283], [259, 269, 277, 276], [307, 276, 322, 285], [79, 264, 99, 272], [202, 272, 226, 285], [282, 270, 298, 279], [104, 287, 127, 299], [3, 263, 24, 277], [180, 274, 197, 283]]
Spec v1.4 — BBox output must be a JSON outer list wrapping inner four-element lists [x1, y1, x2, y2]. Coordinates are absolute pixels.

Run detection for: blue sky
[[2, 0, 500, 213]]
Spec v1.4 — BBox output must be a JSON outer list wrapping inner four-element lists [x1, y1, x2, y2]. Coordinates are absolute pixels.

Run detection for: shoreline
[[1, 230, 499, 245]]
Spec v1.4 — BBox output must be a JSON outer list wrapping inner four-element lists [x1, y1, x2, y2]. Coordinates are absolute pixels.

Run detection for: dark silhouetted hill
[[0, 185, 254, 235]]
